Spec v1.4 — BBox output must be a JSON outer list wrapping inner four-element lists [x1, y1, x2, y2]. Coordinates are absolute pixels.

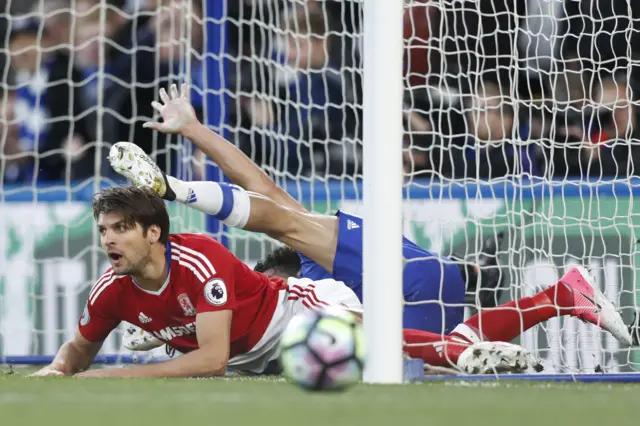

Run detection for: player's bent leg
[[456, 342, 542, 374], [109, 142, 338, 273], [248, 196, 339, 273], [402, 329, 541, 373], [449, 265, 632, 346], [109, 142, 251, 227], [288, 279, 540, 374]]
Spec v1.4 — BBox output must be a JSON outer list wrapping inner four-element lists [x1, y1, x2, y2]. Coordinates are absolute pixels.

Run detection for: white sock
[[166, 176, 251, 228], [450, 323, 483, 344]]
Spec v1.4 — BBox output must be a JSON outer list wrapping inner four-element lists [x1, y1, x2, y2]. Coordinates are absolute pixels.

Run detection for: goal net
[[1, 0, 639, 378]]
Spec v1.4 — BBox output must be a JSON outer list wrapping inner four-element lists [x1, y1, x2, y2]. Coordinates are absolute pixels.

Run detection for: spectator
[[151, 0, 204, 114], [403, 0, 439, 89], [549, 71, 640, 178], [279, 5, 361, 176], [73, 0, 101, 104], [39, 0, 74, 50], [227, 0, 283, 58], [149, 0, 205, 178], [463, 75, 538, 179], [73, 0, 169, 175], [402, 87, 468, 179], [0, 86, 24, 179], [6, 16, 91, 183], [231, 4, 362, 177], [560, 0, 640, 74], [438, 0, 524, 94]]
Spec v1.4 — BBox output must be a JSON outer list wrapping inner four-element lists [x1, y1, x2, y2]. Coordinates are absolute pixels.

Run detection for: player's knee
[[216, 183, 251, 228]]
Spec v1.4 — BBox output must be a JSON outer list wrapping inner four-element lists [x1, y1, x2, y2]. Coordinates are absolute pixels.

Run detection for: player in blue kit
[[111, 84, 504, 341], [254, 220, 503, 334]]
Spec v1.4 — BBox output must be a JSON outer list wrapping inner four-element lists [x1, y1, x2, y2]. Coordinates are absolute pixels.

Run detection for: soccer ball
[[278, 307, 365, 391]]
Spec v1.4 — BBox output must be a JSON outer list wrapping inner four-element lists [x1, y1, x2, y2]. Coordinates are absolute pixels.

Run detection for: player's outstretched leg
[[403, 265, 631, 373], [402, 329, 542, 373], [109, 142, 251, 228], [109, 142, 339, 272], [451, 265, 632, 346]]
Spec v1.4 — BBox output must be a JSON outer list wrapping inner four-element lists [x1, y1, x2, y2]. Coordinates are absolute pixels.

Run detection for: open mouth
[[108, 253, 123, 262]]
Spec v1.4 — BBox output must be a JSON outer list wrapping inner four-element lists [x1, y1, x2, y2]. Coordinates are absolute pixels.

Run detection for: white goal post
[[362, 0, 405, 384]]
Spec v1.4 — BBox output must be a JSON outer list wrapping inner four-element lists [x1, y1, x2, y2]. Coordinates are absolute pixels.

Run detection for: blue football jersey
[[298, 210, 465, 333]]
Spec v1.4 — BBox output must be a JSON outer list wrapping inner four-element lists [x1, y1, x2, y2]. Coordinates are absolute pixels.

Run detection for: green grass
[[1, 369, 640, 426]]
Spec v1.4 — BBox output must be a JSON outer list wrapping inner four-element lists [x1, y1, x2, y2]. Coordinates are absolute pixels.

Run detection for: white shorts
[[227, 277, 363, 374]]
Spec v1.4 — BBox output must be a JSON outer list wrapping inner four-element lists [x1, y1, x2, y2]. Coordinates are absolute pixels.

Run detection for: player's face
[[97, 212, 152, 275]]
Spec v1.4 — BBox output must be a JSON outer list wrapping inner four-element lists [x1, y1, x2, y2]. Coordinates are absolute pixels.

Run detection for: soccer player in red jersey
[[30, 186, 363, 378]]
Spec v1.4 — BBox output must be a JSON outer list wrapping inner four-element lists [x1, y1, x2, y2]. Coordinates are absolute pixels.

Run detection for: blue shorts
[[299, 211, 466, 334]]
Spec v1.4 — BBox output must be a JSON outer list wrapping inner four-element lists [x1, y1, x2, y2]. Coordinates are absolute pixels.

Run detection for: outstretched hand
[[143, 83, 198, 134]]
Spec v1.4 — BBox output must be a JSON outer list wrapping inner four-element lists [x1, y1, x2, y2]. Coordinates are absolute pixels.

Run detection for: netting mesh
[[0, 0, 639, 375], [0, 0, 202, 361]]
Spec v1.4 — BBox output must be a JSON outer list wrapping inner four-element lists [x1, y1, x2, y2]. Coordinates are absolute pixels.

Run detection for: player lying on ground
[[29, 187, 631, 378], [30, 186, 360, 378], [111, 83, 505, 341]]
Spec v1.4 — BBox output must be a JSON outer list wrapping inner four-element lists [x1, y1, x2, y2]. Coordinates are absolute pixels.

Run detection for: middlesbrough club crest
[[177, 293, 196, 317]]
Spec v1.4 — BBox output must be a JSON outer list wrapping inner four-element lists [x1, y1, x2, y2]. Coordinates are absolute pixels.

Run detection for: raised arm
[[143, 84, 307, 213]]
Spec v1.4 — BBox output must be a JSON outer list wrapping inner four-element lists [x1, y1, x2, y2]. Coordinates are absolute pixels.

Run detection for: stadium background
[[0, 0, 639, 375]]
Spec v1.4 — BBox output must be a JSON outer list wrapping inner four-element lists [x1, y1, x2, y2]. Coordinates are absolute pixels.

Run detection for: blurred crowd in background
[[0, 0, 639, 185]]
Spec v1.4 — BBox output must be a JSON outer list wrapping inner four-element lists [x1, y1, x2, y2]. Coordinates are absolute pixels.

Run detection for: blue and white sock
[[166, 176, 251, 228]]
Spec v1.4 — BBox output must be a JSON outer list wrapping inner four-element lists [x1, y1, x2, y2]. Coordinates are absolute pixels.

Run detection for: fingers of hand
[[170, 84, 180, 100], [151, 101, 164, 114], [159, 88, 171, 104]]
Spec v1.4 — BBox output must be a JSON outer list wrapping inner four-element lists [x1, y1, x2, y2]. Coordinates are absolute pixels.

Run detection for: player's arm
[[75, 310, 231, 379], [143, 83, 307, 213], [31, 280, 120, 377], [30, 331, 103, 376], [182, 121, 307, 214], [136, 84, 338, 272]]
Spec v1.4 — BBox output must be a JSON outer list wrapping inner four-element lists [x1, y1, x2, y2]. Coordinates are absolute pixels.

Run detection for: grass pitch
[[1, 369, 639, 426]]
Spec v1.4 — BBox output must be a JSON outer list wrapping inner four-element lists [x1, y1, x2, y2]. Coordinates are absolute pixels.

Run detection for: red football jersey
[[79, 233, 287, 357]]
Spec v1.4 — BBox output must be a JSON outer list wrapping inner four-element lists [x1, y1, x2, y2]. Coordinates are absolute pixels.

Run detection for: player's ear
[[147, 224, 162, 244]]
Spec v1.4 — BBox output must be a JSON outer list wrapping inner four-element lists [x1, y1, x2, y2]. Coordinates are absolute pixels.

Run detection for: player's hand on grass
[[28, 366, 65, 377], [144, 83, 198, 134]]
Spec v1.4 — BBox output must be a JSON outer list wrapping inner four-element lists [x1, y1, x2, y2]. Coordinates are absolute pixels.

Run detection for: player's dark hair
[[254, 246, 301, 278], [92, 186, 170, 244]]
